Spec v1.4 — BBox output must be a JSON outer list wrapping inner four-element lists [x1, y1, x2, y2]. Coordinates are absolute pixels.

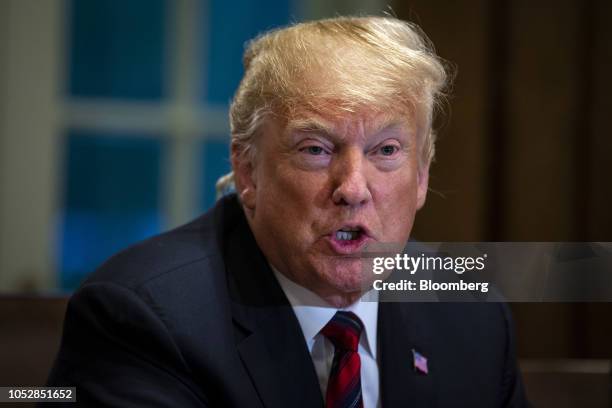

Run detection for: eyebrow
[[286, 117, 408, 142], [286, 118, 335, 136]]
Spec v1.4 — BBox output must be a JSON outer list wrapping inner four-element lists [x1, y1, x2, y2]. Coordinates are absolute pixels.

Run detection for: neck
[[319, 291, 364, 308]]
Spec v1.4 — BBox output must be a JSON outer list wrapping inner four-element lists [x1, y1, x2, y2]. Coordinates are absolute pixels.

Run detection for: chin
[[319, 257, 372, 294]]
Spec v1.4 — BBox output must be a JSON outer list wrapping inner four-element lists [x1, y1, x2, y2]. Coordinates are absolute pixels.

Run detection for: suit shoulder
[[84, 211, 221, 290], [426, 301, 509, 337]]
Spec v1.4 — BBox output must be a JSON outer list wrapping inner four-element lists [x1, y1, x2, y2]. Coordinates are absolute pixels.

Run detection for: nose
[[331, 148, 372, 207]]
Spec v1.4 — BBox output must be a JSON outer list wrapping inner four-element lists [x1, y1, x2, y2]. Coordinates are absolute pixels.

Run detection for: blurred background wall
[[0, 0, 611, 399], [390, 0, 612, 363]]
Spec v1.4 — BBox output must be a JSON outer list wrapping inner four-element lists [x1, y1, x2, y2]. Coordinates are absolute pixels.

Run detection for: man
[[48, 16, 529, 407]]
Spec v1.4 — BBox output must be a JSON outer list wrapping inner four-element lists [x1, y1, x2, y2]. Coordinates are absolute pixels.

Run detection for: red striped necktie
[[321, 311, 364, 408]]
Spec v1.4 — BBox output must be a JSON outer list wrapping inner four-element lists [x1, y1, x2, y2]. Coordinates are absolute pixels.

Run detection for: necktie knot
[[321, 311, 363, 352]]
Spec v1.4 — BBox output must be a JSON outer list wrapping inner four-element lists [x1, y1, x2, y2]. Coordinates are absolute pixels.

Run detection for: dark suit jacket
[[47, 194, 529, 407]]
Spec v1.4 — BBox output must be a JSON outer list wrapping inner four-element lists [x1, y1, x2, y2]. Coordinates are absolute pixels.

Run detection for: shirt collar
[[272, 267, 378, 358]]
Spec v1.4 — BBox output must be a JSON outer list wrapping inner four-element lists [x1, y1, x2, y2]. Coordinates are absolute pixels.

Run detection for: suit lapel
[[235, 306, 324, 408], [221, 197, 323, 408], [378, 301, 435, 408]]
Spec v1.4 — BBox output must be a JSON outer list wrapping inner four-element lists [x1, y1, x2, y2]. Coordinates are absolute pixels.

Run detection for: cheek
[[375, 170, 419, 239], [255, 167, 326, 238], [261, 159, 319, 200]]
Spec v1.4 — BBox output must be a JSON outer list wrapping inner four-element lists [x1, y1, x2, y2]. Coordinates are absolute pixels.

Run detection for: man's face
[[233, 110, 429, 306]]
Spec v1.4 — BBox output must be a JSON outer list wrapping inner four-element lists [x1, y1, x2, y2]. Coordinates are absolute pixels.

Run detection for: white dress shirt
[[273, 268, 380, 408]]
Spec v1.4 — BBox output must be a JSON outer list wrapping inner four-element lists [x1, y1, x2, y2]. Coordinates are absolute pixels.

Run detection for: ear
[[231, 142, 257, 211], [416, 160, 430, 210]]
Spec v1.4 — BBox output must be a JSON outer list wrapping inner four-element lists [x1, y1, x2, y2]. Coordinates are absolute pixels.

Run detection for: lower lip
[[325, 233, 371, 255]]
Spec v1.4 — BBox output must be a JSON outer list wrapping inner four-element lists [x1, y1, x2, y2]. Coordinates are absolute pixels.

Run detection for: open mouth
[[327, 225, 370, 254], [335, 227, 364, 241]]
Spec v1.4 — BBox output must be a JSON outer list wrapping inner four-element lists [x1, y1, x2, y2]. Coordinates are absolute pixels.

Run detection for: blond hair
[[217, 16, 449, 196]]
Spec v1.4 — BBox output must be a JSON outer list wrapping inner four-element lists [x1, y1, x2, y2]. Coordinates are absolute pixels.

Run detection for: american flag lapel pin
[[412, 349, 429, 375]]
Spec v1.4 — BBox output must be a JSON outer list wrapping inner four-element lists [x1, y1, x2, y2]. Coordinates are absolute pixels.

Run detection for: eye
[[295, 141, 332, 169], [379, 144, 399, 156], [304, 145, 325, 155], [298, 142, 331, 156]]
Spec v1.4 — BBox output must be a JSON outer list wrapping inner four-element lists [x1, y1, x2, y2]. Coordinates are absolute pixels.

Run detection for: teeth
[[336, 230, 360, 241]]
